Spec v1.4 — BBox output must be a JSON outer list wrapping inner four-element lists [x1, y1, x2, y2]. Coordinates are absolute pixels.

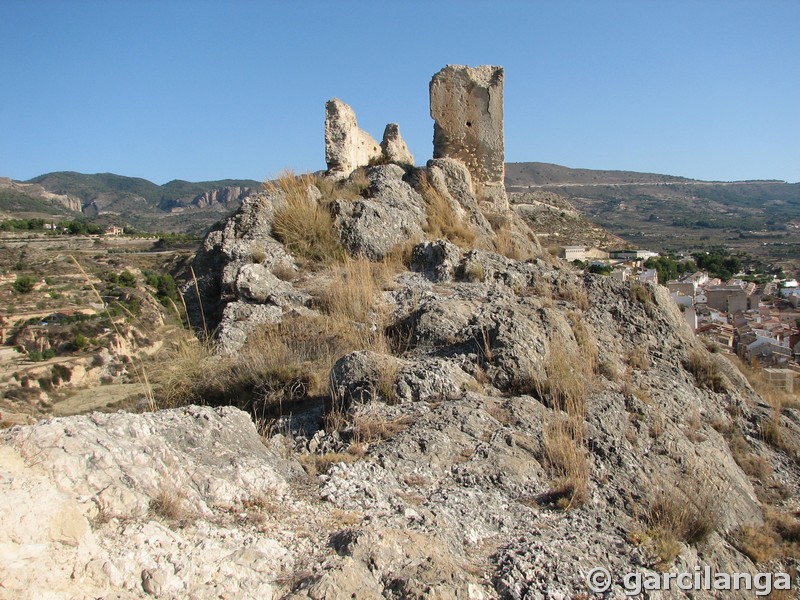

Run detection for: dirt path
[[51, 383, 145, 416]]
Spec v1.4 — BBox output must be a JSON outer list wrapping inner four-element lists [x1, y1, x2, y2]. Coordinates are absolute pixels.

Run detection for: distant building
[[706, 286, 748, 314], [634, 269, 658, 285], [560, 246, 586, 262], [104, 225, 124, 236]]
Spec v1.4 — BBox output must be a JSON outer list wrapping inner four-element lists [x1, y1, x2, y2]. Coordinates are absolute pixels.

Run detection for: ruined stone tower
[[429, 65, 507, 210]]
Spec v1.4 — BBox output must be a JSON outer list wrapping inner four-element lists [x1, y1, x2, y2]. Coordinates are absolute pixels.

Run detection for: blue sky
[[1, 1, 798, 184]]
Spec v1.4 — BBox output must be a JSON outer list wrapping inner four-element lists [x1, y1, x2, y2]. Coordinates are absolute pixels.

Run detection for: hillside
[[3, 172, 261, 233], [506, 162, 800, 274]]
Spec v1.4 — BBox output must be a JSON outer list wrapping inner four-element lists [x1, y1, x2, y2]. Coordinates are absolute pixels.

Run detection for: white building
[[560, 246, 586, 262]]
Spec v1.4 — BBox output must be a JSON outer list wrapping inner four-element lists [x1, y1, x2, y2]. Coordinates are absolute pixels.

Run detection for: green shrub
[[13, 275, 36, 294], [118, 271, 137, 287]]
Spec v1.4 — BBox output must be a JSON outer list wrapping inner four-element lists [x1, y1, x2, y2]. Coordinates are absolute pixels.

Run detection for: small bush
[[118, 271, 137, 287], [28, 348, 56, 362], [13, 275, 36, 294]]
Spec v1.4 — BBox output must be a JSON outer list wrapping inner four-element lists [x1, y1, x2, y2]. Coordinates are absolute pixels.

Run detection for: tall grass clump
[[685, 349, 728, 392], [417, 172, 476, 247], [542, 417, 588, 509], [537, 345, 588, 418], [268, 170, 344, 263], [639, 485, 720, 569]]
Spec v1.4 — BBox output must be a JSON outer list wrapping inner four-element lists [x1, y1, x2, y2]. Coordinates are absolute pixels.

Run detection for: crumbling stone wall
[[430, 65, 507, 210], [324, 99, 381, 179]]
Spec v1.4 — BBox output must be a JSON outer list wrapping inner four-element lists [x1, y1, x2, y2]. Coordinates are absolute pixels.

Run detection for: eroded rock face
[[430, 65, 507, 210], [325, 98, 381, 179]]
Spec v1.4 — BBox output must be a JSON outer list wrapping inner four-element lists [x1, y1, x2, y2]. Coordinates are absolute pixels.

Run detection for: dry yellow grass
[[352, 413, 413, 444], [567, 311, 598, 375], [685, 349, 728, 392], [542, 417, 588, 510], [268, 170, 344, 264], [154, 310, 388, 412], [417, 172, 476, 247], [319, 256, 383, 324], [637, 484, 720, 569], [150, 486, 187, 521], [537, 344, 588, 418]]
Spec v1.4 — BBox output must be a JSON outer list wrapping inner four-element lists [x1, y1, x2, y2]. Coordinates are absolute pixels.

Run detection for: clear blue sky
[[2, 1, 798, 184]]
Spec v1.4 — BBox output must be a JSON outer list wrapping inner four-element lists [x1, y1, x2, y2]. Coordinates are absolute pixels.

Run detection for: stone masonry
[[324, 98, 381, 179], [430, 65, 507, 210]]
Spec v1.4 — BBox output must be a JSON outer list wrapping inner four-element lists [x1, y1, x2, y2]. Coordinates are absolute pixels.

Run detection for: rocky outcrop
[[332, 164, 426, 260], [0, 406, 309, 599], [176, 185, 254, 212], [325, 99, 382, 179], [380, 123, 414, 167], [430, 65, 507, 210], [0, 177, 83, 212]]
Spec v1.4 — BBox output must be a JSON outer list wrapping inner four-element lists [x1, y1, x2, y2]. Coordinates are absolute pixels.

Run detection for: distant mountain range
[[2, 164, 798, 240], [0, 172, 260, 233]]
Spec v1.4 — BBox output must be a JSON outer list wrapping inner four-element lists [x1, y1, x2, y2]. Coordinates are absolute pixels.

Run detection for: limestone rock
[[332, 165, 426, 260], [430, 65, 507, 210], [380, 123, 414, 167], [325, 98, 381, 179]]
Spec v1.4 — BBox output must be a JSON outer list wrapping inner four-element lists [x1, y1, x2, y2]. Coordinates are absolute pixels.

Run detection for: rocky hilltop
[[2, 66, 799, 599]]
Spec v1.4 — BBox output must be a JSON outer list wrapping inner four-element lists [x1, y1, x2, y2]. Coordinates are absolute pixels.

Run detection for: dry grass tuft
[[299, 451, 360, 476], [352, 413, 413, 444], [462, 261, 485, 282], [537, 345, 588, 418], [639, 484, 720, 568], [268, 170, 344, 264], [417, 172, 476, 247], [732, 525, 780, 564], [626, 348, 651, 372], [494, 223, 531, 260], [542, 417, 588, 510], [155, 312, 387, 412], [685, 349, 728, 392], [567, 311, 598, 375], [319, 256, 383, 324], [150, 487, 186, 521], [555, 277, 589, 310]]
